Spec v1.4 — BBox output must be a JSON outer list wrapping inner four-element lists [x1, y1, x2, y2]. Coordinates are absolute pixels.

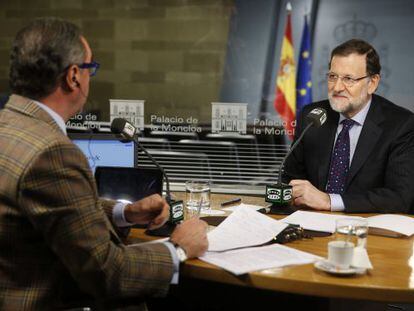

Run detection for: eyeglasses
[[78, 61, 100, 77], [326, 72, 370, 87]]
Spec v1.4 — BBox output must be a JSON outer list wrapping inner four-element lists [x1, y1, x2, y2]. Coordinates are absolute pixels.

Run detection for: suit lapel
[[346, 96, 384, 187], [318, 107, 339, 189], [6, 95, 64, 134]]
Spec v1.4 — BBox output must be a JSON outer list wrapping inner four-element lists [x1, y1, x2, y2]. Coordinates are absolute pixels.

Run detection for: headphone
[[72, 77, 80, 87], [71, 76, 88, 99]]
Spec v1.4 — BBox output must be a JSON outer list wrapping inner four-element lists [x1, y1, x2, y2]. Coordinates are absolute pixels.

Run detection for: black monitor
[[68, 133, 136, 173], [94, 166, 163, 203]]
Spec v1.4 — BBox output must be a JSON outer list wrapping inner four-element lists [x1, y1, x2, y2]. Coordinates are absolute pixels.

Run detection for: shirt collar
[[33, 100, 67, 135], [338, 98, 372, 126]]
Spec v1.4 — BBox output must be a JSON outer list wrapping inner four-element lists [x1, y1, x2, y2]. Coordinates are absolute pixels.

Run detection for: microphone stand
[[277, 122, 313, 185], [132, 137, 172, 204], [267, 122, 314, 215], [129, 136, 184, 231], [111, 117, 185, 236]]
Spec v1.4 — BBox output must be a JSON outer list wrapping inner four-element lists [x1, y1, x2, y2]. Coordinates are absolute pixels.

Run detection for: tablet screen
[[95, 166, 163, 203]]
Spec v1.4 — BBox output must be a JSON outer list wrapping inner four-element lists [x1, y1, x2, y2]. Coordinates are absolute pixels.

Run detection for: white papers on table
[[282, 211, 414, 237], [281, 211, 362, 233], [222, 203, 267, 212], [207, 205, 288, 252], [201, 244, 321, 275], [367, 214, 414, 237]]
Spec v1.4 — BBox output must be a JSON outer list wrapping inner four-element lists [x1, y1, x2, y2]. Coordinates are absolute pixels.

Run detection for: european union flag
[[296, 16, 312, 114]]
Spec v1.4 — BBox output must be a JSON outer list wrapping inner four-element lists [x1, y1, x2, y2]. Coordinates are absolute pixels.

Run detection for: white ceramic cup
[[327, 240, 354, 269]]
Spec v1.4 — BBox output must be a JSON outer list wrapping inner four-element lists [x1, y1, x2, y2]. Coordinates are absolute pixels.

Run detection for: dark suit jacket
[[0, 95, 174, 310], [0, 93, 8, 109], [283, 94, 414, 214]]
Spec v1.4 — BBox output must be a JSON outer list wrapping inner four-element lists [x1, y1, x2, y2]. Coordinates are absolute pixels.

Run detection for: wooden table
[[129, 193, 414, 303]]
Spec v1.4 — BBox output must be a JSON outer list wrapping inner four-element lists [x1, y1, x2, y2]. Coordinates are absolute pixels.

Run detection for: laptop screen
[[94, 166, 163, 203], [69, 133, 136, 173]]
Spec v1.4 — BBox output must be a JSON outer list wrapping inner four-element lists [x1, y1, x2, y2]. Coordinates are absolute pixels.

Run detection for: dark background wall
[[0, 0, 233, 122], [0, 0, 413, 125]]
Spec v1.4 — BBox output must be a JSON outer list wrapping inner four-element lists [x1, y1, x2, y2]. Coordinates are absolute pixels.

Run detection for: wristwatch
[[175, 246, 188, 262]]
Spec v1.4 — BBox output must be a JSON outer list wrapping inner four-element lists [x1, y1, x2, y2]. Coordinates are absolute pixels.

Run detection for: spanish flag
[[274, 3, 296, 140]]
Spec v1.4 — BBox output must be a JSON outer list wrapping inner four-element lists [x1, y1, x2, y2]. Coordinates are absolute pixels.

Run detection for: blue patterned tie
[[326, 119, 356, 194]]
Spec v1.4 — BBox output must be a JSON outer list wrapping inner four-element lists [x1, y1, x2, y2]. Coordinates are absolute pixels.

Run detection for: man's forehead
[[331, 53, 366, 64], [330, 53, 366, 73]]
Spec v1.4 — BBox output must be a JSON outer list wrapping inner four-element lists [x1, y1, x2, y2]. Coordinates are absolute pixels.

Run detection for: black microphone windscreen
[[110, 118, 136, 140], [305, 108, 327, 128], [110, 118, 126, 134]]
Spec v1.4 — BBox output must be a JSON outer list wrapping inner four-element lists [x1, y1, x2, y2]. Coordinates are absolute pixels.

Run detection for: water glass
[[335, 218, 369, 249], [185, 180, 211, 219]]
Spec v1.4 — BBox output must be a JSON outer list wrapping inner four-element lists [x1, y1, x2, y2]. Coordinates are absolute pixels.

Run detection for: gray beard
[[328, 93, 370, 116]]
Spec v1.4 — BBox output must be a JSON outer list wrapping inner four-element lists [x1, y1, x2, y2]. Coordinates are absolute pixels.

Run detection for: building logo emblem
[[110, 99, 145, 130], [211, 102, 247, 134]]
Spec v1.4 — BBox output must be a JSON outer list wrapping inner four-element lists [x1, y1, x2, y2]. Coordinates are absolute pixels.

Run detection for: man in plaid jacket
[[0, 18, 208, 310]]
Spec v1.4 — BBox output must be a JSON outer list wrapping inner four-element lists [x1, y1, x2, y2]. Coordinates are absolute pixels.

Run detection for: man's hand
[[124, 194, 170, 230], [170, 218, 209, 259], [289, 179, 331, 211]]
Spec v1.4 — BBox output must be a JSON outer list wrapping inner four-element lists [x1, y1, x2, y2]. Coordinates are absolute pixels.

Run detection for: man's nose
[[332, 77, 346, 92]]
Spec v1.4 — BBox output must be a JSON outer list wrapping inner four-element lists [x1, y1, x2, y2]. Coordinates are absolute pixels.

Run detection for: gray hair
[[9, 17, 85, 100]]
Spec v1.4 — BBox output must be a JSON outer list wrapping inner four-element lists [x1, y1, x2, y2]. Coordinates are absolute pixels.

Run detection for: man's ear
[[368, 74, 380, 95], [64, 65, 80, 91]]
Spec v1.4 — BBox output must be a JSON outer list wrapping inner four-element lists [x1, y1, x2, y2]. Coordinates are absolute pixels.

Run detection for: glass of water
[[335, 218, 369, 249], [185, 180, 211, 219]]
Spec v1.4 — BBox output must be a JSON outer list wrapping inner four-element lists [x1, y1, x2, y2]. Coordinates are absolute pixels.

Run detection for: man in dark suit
[[0, 18, 208, 310], [284, 39, 414, 214]]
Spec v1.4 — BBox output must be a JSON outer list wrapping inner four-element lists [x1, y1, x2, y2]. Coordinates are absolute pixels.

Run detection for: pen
[[220, 197, 241, 207]]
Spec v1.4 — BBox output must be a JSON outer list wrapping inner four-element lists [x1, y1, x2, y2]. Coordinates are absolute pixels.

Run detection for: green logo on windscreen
[[170, 200, 184, 223], [265, 184, 292, 205]]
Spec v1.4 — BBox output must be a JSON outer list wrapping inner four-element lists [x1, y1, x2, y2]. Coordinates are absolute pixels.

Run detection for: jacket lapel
[[6, 94, 64, 134], [318, 107, 339, 189], [346, 96, 384, 187]]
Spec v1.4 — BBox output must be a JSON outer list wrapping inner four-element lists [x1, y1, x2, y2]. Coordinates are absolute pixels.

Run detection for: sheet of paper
[[352, 246, 373, 269], [281, 211, 362, 233], [201, 244, 321, 275], [222, 203, 267, 212], [207, 205, 288, 252], [367, 214, 414, 237]]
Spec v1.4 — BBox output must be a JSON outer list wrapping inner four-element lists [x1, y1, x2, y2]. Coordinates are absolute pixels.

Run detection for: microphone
[[110, 118, 184, 227], [265, 108, 327, 214]]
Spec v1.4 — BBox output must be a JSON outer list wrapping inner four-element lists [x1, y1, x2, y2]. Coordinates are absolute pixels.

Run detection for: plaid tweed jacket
[[0, 95, 174, 310]]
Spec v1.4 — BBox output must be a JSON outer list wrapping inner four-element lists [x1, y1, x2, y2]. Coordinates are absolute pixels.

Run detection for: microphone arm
[[277, 122, 313, 184], [110, 117, 184, 226], [131, 136, 172, 204], [267, 108, 326, 215]]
